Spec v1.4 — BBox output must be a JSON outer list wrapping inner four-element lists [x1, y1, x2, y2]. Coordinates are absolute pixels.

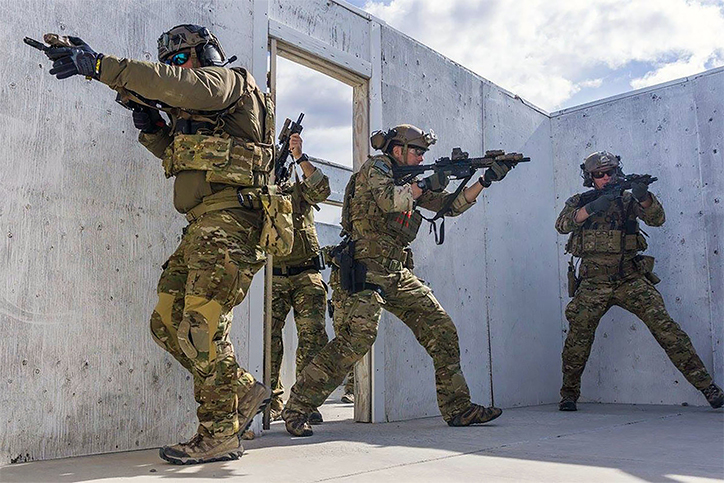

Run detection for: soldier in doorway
[[269, 134, 355, 422], [556, 151, 723, 411]]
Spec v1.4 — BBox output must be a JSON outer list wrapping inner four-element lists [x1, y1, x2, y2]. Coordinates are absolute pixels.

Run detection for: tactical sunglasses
[[165, 52, 190, 66], [591, 169, 615, 179], [410, 147, 427, 156]]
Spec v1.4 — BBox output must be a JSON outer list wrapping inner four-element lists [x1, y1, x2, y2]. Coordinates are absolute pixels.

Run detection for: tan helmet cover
[[157, 24, 226, 62], [583, 151, 620, 173], [370, 124, 437, 152]]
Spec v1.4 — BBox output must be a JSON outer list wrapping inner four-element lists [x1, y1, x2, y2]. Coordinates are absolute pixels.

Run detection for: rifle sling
[[421, 173, 473, 245]]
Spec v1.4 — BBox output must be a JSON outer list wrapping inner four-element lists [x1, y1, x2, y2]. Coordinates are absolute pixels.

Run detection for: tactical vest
[[159, 68, 275, 188], [565, 194, 648, 257], [346, 155, 422, 247]]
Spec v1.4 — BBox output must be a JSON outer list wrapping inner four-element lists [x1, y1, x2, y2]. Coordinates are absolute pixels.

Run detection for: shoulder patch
[[372, 159, 392, 176], [565, 194, 582, 207]]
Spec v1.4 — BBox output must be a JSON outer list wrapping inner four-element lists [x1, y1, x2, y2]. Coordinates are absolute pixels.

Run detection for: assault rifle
[[579, 174, 658, 205], [392, 147, 530, 185], [394, 147, 530, 245], [275, 113, 304, 184]]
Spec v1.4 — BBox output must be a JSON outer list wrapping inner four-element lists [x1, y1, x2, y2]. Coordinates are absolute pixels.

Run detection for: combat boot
[[447, 404, 502, 426], [341, 391, 355, 404], [559, 396, 578, 411], [281, 408, 313, 437], [269, 395, 284, 421], [237, 381, 272, 434], [702, 383, 724, 409], [159, 428, 243, 465], [308, 408, 324, 425]]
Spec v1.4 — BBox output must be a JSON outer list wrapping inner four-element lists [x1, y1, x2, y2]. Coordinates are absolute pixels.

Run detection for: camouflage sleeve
[[99, 56, 244, 111], [555, 194, 584, 234], [299, 165, 331, 204], [138, 126, 173, 159], [635, 192, 665, 227], [416, 189, 476, 217], [365, 163, 414, 213]]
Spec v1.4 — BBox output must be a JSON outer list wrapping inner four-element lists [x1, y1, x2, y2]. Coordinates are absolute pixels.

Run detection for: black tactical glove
[[584, 192, 617, 215], [47, 37, 102, 80], [631, 181, 650, 202], [479, 160, 515, 188], [132, 107, 166, 134], [418, 171, 449, 192]]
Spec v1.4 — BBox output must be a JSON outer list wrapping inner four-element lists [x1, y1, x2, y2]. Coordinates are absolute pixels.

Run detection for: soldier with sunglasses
[[281, 125, 512, 437], [556, 151, 723, 412], [42, 25, 276, 464]]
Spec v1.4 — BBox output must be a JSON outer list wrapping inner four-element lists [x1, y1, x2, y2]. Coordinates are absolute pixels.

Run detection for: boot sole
[[159, 448, 243, 465]]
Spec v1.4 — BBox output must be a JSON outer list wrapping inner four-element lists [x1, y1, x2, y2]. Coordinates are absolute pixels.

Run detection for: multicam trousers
[[149, 209, 266, 438], [270, 270, 329, 399], [284, 264, 471, 421], [561, 273, 713, 400]]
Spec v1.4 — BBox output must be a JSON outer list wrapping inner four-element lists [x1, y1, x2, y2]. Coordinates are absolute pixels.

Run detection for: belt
[[273, 264, 318, 276], [580, 259, 637, 282], [185, 187, 263, 223]]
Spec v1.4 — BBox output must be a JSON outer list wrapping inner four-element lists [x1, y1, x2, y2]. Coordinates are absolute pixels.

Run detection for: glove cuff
[[479, 176, 492, 188]]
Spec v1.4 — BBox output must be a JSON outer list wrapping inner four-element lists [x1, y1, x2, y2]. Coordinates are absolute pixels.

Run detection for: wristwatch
[[416, 179, 428, 191], [296, 153, 309, 164]]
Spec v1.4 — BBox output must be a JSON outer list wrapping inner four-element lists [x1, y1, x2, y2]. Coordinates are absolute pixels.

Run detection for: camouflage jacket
[[345, 154, 475, 261], [556, 190, 665, 270], [98, 56, 272, 214], [274, 163, 331, 267]]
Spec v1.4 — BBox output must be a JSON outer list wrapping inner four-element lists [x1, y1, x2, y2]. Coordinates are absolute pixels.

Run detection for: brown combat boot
[[341, 391, 355, 404], [702, 383, 724, 409], [269, 395, 284, 421], [281, 408, 313, 437], [159, 428, 243, 465], [447, 404, 503, 426], [559, 396, 578, 411], [237, 381, 272, 434], [308, 408, 324, 425]]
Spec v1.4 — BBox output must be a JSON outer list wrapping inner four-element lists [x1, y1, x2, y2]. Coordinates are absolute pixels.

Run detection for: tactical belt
[[185, 187, 263, 223], [273, 255, 324, 276], [580, 259, 637, 282], [353, 239, 412, 271]]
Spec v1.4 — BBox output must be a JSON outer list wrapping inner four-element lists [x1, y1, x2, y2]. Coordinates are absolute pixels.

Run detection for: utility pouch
[[385, 210, 423, 244], [581, 229, 623, 254], [567, 257, 580, 297], [634, 255, 661, 284], [163, 134, 232, 178], [259, 186, 294, 256]]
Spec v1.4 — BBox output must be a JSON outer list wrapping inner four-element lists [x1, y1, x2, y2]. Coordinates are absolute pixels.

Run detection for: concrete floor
[[1, 401, 722, 483]]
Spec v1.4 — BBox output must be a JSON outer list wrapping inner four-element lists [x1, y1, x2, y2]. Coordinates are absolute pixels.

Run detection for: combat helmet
[[370, 124, 437, 154], [580, 151, 623, 187], [157, 24, 227, 67]]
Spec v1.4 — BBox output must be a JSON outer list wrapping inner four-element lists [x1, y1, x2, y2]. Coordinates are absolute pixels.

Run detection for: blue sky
[[341, 0, 724, 111]]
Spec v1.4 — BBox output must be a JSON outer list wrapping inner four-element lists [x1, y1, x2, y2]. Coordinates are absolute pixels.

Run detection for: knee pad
[[177, 295, 223, 363], [150, 293, 176, 348]]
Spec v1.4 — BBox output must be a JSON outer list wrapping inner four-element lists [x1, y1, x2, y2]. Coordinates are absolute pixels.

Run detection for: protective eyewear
[[591, 169, 615, 179], [410, 147, 427, 156], [165, 52, 190, 66]]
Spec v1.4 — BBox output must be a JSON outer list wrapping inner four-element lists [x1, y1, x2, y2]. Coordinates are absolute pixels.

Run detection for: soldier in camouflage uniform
[[44, 25, 277, 463], [269, 134, 355, 422], [268, 133, 330, 423], [556, 151, 723, 411], [282, 124, 518, 436]]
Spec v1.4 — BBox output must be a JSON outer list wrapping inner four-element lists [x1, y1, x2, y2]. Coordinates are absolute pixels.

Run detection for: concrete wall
[[550, 69, 723, 406], [0, 0, 262, 464]]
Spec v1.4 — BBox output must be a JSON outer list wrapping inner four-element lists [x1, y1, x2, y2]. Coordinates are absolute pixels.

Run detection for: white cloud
[[364, 0, 724, 110]]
